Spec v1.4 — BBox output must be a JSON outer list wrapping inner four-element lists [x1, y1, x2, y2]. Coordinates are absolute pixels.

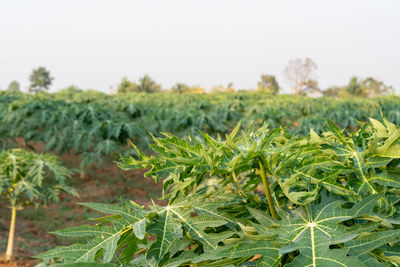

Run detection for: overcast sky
[[1, 0, 399, 93]]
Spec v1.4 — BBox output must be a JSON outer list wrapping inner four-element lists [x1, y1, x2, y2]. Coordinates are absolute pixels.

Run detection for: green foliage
[[58, 85, 84, 95], [323, 77, 393, 98], [301, 79, 320, 95], [347, 76, 368, 97], [171, 83, 191, 93], [117, 75, 161, 93], [0, 92, 400, 169], [361, 77, 393, 97], [7, 80, 20, 92], [0, 148, 77, 208], [257, 74, 280, 95], [137, 75, 161, 93], [323, 86, 343, 97], [118, 77, 138, 93], [37, 120, 400, 266], [29, 66, 54, 92]]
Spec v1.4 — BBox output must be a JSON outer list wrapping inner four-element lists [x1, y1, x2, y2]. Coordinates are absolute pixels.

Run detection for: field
[[1, 91, 400, 160], [0, 91, 400, 266]]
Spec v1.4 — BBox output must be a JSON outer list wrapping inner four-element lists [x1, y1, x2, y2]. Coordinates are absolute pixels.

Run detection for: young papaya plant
[[36, 120, 400, 266], [0, 149, 77, 261]]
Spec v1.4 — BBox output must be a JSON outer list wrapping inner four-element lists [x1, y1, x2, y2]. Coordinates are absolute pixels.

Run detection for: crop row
[[0, 91, 399, 167]]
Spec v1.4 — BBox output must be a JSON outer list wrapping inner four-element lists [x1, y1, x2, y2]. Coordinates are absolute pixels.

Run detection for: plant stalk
[[258, 160, 278, 220], [232, 171, 244, 197], [80, 166, 85, 179], [6, 206, 17, 261]]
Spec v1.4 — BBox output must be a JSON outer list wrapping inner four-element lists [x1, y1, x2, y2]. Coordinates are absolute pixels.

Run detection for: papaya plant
[[0, 149, 77, 261], [1, 91, 400, 173], [35, 119, 400, 266]]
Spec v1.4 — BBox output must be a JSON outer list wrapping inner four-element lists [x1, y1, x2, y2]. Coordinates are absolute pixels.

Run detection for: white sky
[[1, 0, 399, 93]]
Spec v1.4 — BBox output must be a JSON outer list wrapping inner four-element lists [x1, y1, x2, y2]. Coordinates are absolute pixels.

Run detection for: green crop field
[[1, 90, 400, 165], [0, 90, 400, 266]]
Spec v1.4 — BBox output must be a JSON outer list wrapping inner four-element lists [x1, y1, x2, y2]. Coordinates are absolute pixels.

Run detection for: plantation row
[[36, 119, 400, 266], [1, 91, 400, 168]]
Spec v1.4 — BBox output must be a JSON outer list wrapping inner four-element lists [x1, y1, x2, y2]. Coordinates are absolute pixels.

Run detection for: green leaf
[[80, 200, 146, 226], [146, 206, 182, 263], [194, 239, 281, 267], [132, 219, 147, 240], [275, 194, 392, 267], [345, 230, 400, 255], [369, 118, 388, 138], [36, 222, 129, 263]]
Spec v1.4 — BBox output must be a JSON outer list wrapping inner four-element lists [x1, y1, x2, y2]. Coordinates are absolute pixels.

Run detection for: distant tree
[[303, 79, 320, 92], [363, 77, 393, 96], [7, 80, 20, 92], [346, 76, 368, 97], [322, 77, 393, 98], [323, 86, 344, 97], [284, 58, 317, 95], [137, 75, 161, 93], [171, 83, 191, 93], [117, 77, 138, 93], [345, 76, 392, 97], [29, 66, 54, 92], [257, 74, 279, 94]]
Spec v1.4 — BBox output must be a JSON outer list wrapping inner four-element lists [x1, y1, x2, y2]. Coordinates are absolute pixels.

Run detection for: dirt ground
[[0, 142, 163, 266]]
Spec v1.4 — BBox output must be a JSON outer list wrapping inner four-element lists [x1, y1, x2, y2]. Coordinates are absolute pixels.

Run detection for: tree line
[[4, 66, 54, 93], [2, 58, 395, 97]]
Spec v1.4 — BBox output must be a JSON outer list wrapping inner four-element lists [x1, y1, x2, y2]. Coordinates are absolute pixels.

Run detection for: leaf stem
[[258, 160, 278, 220]]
